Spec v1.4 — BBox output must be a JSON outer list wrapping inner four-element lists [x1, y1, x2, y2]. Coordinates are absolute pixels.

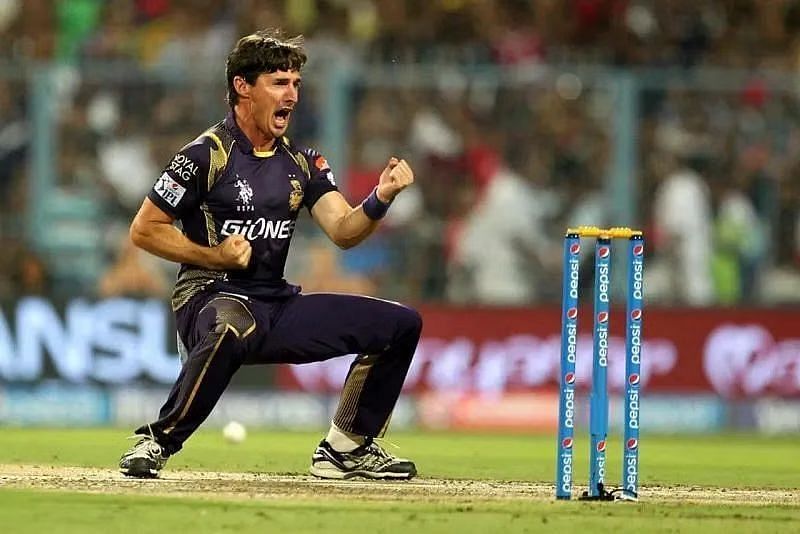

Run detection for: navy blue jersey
[[148, 112, 338, 309]]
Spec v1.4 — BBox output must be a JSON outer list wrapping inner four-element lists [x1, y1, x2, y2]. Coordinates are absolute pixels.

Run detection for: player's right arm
[[130, 199, 251, 270], [131, 135, 251, 270]]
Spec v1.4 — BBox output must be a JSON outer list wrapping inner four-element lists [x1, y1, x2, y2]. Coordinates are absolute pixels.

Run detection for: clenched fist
[[376, 157, 414, 203], [214, 234, 252, 269]]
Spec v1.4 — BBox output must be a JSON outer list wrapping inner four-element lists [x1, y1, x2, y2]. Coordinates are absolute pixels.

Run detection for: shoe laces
[[374, 436, 400, 450], [363, 437, 398, 460], [126, 425, 163, 456]]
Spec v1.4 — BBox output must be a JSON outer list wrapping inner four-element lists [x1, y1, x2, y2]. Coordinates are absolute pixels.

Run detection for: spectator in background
[[150, 1, 235, 80], [651, 154, 715, 305], [709, 174, 764, 304], [81, 0, 140, 62], [402, 98, 467, 300], [338, 87, 414, 296], [8, 0, 55, 60], [302, 1, 363, 72], [450, 143, 561, 305], [293, 237, 377, 295], [0, 240, 50, 299], [484, 0, 545, 66], [55, 0, 103, 63], [17, 249, 50, 296], [0, 80, 27, 201], [3, 0, 800, 308], [97, 231, 170, 299], [97, 101, 160, 213]]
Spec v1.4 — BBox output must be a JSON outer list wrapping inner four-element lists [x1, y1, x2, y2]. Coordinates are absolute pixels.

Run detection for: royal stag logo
[[289, 179, 304, 212]]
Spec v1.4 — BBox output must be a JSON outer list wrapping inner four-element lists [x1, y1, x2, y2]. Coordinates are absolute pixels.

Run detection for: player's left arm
[[311, 157, 414, 249]]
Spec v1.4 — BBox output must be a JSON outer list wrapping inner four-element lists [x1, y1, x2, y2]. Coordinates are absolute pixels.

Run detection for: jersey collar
[[224, 111, 285, 157]]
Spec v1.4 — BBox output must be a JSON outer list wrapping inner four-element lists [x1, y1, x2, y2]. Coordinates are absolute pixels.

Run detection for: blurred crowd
[[0, 0, 798, 306]]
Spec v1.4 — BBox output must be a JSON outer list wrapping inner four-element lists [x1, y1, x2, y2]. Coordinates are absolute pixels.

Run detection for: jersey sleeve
[[301, 148, 339, 210], [147, 136, 216, 219]]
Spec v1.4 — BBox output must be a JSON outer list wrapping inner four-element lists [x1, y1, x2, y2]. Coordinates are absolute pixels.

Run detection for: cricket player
[[118, 30, 421, 480]]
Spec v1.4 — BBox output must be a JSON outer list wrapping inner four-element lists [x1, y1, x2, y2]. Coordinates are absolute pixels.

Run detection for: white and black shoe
[[119, 433, 169, 478], [310, 438, 417, 480]]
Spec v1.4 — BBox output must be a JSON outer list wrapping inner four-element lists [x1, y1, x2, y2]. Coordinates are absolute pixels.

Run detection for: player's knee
[[202, 297, 256, 341], [395, 305, 423, 340]]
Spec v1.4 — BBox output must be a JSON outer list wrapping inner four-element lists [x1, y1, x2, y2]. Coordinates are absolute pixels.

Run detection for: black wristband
[[362, 187, 392, 220]]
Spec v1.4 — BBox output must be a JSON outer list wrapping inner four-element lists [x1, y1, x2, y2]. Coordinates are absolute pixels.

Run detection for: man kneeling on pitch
[[118, 29, 421, 480]]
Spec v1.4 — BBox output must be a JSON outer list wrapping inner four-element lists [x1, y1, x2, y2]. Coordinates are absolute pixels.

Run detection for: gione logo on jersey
[[221, 218, 295, 240]]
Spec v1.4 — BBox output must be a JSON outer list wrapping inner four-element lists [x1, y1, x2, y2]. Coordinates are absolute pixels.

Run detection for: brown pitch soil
[[1, 464, 797, 505]]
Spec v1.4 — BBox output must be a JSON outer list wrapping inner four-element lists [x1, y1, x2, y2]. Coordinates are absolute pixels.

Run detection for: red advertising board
[[277, 306, 800, 398]]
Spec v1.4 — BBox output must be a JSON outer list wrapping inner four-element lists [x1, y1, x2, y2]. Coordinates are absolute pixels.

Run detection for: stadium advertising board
[[0, 298, 180, 384], [279, 306, 800, 399], [1, 298, 798, 399]]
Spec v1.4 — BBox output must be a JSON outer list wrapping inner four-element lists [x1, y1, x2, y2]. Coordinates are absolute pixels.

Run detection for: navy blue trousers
[[137, 291, 423, 455]]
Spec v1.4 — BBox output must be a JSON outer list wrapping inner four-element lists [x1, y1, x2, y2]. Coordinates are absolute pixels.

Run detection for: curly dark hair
[[225, 29, 307, 108]]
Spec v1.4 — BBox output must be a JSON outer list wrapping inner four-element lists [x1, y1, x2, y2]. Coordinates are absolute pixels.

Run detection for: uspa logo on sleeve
[[154, 173, 187, 207]]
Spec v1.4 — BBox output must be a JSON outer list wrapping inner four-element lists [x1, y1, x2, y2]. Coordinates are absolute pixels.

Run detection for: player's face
[[251, 70, 301, 139]]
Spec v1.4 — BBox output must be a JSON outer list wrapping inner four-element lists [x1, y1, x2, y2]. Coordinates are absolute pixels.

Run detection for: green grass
[[1, 428, 799, 533], [1, 428, 798, 488], [1, 489, 799, 534]]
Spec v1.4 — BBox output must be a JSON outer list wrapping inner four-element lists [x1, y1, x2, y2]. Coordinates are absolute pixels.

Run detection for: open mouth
[[273, 108, 292, 128]]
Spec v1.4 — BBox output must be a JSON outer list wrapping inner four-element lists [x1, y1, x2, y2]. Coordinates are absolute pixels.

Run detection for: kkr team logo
[[289, 179, 304, 212], [235, 176, 254, 213]]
